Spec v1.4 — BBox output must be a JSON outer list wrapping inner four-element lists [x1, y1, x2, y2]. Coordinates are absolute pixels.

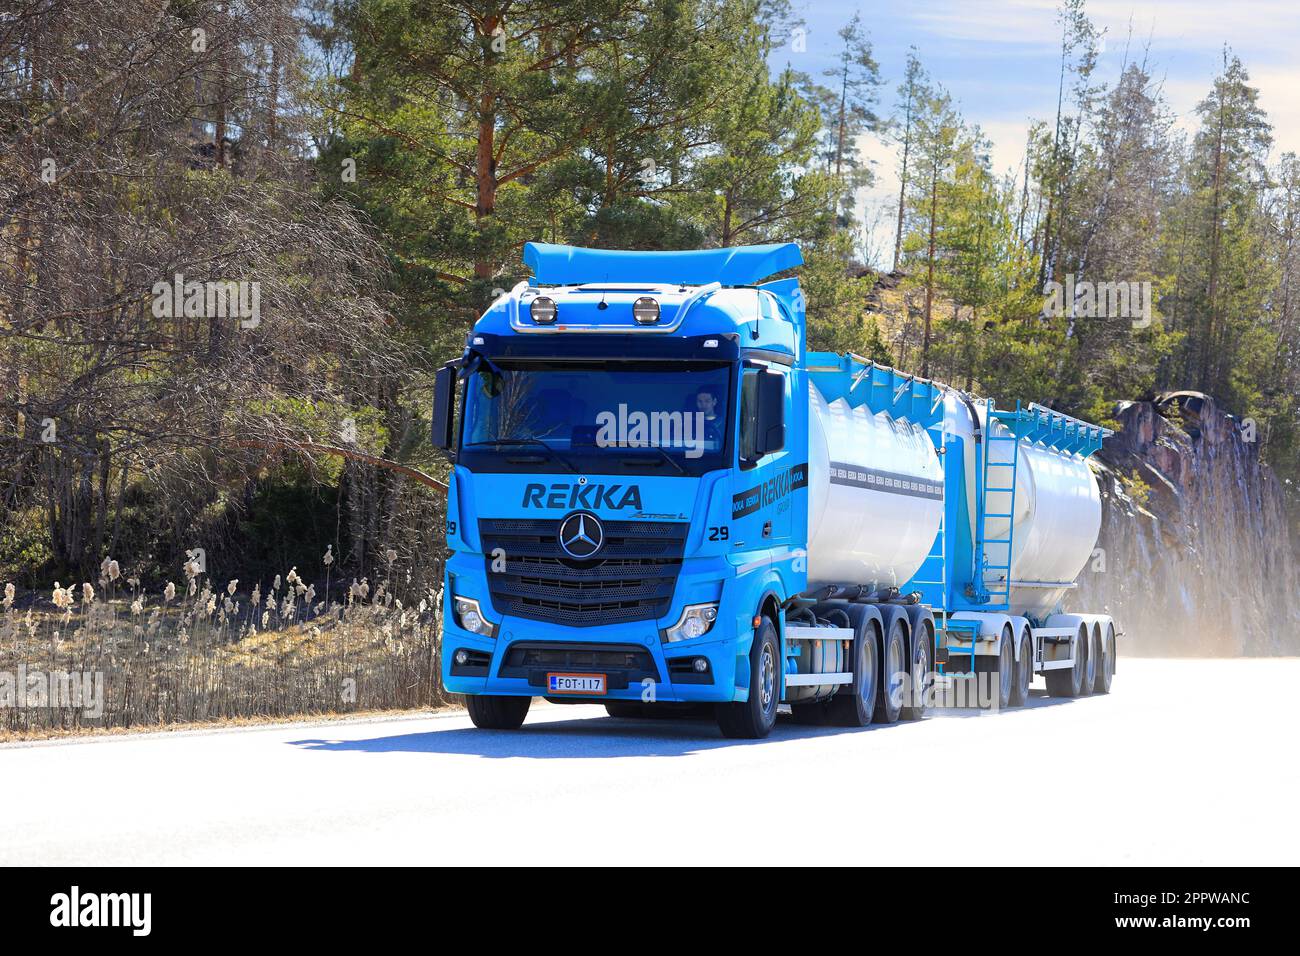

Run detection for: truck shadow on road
[[287, 690, 1073, 759], [290, 715, 872, 758]]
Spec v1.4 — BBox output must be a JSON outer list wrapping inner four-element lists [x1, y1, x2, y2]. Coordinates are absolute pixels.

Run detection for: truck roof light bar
[[508, 280, 720, 334]]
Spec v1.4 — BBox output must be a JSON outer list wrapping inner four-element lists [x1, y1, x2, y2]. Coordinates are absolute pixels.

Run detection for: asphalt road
[[3, 658, 1296, 865]]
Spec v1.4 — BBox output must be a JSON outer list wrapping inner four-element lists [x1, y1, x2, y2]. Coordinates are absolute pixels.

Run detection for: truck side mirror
[[757, 368, 786, 456], [431, 362, 459, 454], [741, 367, 786, 467]]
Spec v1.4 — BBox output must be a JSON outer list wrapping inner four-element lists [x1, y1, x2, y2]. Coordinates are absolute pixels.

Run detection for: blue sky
[[771, 0, 1300, 265]]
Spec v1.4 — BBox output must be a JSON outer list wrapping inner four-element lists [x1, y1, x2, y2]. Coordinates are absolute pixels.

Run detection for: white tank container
[[806, 383, 944, 590], [806, 386, 1103, 619], [949, 396, 1102, 617]]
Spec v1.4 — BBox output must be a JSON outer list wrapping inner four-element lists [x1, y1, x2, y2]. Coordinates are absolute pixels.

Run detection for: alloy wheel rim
[[1001, 642, 1012, 702], [759, 644, 776, 712], [860, 642, 876, 705], [888, 635, 904, 707]]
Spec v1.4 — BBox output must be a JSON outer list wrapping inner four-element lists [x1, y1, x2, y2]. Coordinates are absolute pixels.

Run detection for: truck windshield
[[460, 360, 731, 475]]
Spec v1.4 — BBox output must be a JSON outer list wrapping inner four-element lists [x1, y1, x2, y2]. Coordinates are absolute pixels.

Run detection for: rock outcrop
[[1074, 395, 1300, 655]]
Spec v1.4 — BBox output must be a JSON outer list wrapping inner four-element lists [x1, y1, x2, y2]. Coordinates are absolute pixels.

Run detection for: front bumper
[[443, 617, 743, 703]]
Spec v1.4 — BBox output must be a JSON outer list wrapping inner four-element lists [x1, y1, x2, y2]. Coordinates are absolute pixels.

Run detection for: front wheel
[[717, 617, 780, 739], [465, 694, 531, 730]]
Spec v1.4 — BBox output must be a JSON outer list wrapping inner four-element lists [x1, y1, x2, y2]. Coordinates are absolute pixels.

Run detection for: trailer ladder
[[973, 399, 1022, 609]]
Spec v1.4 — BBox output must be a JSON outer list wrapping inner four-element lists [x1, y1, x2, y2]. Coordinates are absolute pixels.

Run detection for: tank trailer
[[432, 243, 1117, 738]]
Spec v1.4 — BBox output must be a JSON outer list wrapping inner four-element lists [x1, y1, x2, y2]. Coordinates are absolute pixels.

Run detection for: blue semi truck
[[431, 242, 1117, 738]]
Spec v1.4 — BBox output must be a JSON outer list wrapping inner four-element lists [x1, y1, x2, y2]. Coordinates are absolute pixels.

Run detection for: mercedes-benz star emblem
[[558, 511, 604, 558]]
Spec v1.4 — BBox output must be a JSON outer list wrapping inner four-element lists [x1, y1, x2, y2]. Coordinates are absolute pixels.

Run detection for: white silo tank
[[962, 406, 1103, 617], [806, 382, 944, 591]]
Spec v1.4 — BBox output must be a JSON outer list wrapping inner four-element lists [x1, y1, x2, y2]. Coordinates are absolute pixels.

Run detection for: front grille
[[479, 517, 687, 626]]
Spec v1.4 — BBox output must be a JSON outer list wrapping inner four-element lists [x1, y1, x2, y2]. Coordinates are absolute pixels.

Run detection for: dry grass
[[1, 557, 452, 736]]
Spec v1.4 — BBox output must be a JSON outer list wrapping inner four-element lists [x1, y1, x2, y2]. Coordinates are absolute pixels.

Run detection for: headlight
[[663, 603, 718, 643], [453, 596, 497, 637]]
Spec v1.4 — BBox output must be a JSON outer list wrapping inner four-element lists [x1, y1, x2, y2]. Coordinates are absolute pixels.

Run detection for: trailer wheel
[[717, 617, 780, 739], [1045, 625, 1087, 698], [828, 614, 880, 727], [976, 628, 1014, 710], [1009, 630, 1032, 707], [465, 694, 531, 730], [1079, 626, 1098, 696], [1094, 625, 1116, 695], [900, 621, 931, 721], [873, 617, 907, 724]]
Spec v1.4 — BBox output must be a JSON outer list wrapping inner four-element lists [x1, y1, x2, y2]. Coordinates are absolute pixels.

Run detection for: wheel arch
[[949, 610, 1013, 657], [877, 603, 913, 654]]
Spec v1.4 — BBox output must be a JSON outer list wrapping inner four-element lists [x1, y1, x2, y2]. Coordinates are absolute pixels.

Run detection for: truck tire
[[828, 613, 879, 727], [1094, 625, 1115, 694], [976, 628, 1014, 710], [717, 617, 780, 739], [465, 694, 531, 730], [1079, 626, 1097, 696], [872, 617, 907, 724], [1045, 625, 1087, 698], [1009, 630, 1032, 707], [900, 621, 930, 721]]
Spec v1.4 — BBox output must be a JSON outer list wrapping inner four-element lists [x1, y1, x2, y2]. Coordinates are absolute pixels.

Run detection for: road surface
[[3, 658, 1296, 865]]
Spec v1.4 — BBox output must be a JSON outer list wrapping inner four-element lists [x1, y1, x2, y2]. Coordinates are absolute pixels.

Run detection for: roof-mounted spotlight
[[632, 296, 660, 325], [530, 296, 558, 324]]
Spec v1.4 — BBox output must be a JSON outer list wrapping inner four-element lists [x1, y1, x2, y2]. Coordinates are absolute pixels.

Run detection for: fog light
[[632, 296, 660, 324], [530, 296, 557, 324], [693, 658, 708, 673], [454, 649, 469, 666]]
